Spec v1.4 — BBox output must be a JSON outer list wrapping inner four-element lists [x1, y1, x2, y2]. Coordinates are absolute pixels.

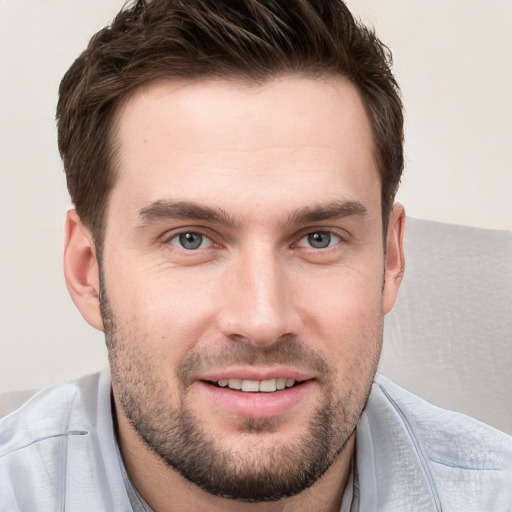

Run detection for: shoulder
[[0, 372, 104, 456], [362, 374, 512, 510], [371, 373, 512, 468], [0, 371, 130, 511]]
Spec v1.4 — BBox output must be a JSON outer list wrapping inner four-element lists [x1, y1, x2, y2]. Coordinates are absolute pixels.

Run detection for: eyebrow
[[137, 199, 367, 227], [289, 200, 367, 224], [138, 200, 237, 226]]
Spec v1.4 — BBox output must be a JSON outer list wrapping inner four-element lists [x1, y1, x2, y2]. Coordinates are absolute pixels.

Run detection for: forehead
[[109, 75, 379, 225], [115, 75, 375, 159]]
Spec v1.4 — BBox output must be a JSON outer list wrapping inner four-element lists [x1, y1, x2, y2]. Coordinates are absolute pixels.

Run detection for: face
[[85, 76, 402, 501]]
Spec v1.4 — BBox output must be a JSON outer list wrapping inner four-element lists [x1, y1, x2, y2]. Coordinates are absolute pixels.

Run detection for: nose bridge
[[219, 242, 295, 345]]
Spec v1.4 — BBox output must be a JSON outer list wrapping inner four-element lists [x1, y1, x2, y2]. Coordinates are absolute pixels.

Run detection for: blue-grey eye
[[297, 231, 340, 249], [308, 232, 331, 248], [171, 232, 210, 250]]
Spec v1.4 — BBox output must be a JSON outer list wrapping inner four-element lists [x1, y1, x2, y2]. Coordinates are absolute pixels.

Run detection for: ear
[[63, 209, 104, 331], [382, 203, 405, 315]]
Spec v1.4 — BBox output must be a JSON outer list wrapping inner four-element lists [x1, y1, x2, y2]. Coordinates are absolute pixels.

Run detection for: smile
[[215, 378, 297, 392], [199, 374, 315, 418]]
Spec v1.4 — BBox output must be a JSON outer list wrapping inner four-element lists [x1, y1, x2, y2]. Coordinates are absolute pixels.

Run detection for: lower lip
[[198, 380, 315, 419]]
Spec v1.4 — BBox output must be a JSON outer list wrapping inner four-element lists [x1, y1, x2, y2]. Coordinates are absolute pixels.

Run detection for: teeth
[[259, 379, 277, 393], [241, 380, 260, 392], [217, 378, 297, 392], [227, 378, 242, 390]]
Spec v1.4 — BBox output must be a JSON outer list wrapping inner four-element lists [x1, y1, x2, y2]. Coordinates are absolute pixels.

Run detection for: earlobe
[[382, 203, 405, 315], [63, 209, 104, 331]]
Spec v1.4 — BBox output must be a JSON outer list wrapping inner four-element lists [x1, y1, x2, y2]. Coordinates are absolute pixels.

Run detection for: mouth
[[208, 377, 301, 393], [196, 368, 315, 418]]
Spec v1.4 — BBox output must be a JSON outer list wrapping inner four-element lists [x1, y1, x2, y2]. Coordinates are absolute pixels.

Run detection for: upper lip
[[196, 366, 315, 383]]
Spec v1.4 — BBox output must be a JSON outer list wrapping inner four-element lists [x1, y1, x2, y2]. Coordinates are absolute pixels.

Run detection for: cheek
[[106, 266, 221, 359], [297, 265, 384, 351]]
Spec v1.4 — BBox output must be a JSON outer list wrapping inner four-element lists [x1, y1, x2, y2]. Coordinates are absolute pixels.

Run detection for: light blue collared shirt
[[1, 371, 510, 511]]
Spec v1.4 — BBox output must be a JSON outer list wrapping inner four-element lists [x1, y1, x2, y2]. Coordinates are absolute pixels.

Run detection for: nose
[[217, 245, 300, 347]]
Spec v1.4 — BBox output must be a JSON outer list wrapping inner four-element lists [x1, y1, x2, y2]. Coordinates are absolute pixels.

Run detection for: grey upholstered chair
[[381, 217, 512, 434]]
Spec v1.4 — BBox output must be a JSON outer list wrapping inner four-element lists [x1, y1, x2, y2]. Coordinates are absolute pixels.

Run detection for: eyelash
[[164, 228, 344, 253], [295, 231, 342, 250], [165, 229, 215, 251]]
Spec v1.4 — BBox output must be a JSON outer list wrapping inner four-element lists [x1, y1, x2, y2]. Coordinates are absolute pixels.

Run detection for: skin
[[64, 75, 405, 512]]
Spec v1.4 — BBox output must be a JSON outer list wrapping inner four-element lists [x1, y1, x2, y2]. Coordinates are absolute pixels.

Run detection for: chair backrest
[[0, 389, 38, 419], [380, 217, 512, 434]]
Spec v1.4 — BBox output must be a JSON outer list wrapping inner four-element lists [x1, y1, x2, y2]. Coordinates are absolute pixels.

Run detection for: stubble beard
[[100, 290, 381, 502]]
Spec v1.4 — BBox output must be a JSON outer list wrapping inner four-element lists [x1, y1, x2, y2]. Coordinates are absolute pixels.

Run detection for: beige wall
[[1, 0, 511, 393], [347, 0, 512, 229]]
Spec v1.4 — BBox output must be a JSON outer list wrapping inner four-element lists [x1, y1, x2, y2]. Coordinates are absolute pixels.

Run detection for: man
[[0, 0, 510, 510]]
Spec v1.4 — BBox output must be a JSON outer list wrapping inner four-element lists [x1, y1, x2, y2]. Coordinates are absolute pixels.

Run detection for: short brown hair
[[57, 0, 403, 249]]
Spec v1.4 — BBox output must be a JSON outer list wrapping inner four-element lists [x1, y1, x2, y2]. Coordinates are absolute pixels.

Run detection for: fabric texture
[[0, 370, 510, 511]]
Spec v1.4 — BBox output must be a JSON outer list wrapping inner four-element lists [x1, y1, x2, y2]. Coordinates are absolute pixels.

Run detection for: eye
[[170, 232, 212, 250], [297, 231, 341, 249]]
